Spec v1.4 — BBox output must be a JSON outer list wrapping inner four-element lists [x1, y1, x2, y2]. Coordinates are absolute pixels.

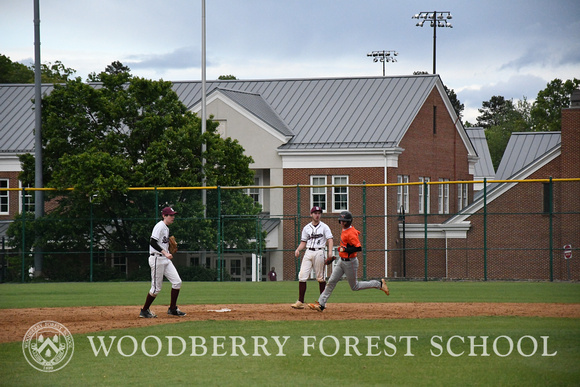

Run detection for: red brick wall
[[282, 87, 475, 280], [282, 167, 386, 280], [435, 106, 579, 281], [387, 88, 473, 278], [559, 107, 580, 279]]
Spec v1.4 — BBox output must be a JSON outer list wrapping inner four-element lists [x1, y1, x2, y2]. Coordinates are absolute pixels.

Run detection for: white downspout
[[384, 150, 388, 277], [445, 230, 448, 278]]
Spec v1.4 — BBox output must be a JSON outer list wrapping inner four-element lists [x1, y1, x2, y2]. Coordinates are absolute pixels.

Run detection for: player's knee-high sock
[[319, 281, 326, 294], [143, 293, 156, 311], [170, 288, 180, 309], [298, 281, 307, 303]]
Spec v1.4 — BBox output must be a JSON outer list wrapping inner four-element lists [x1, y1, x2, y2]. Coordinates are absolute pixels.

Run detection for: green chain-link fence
[[0, 178, 578, 283]]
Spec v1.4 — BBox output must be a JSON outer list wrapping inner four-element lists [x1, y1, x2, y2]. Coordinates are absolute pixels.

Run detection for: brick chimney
[[559, 89, 580, 264], [560, 89, 580, 178]]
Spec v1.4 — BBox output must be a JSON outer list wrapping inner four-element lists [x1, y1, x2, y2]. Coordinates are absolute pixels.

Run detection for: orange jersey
[[339, 226, 361, 258]]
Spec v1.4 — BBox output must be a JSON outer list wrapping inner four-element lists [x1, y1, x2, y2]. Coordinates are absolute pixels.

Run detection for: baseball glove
[[168, 236, 178, 255], [324, 256, 336, 265]]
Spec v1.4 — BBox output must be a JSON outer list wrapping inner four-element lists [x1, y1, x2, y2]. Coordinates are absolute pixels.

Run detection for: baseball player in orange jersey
[[291, 206, 334, 309], [308, 210, 389, 312], [140, 207, 186, 318]]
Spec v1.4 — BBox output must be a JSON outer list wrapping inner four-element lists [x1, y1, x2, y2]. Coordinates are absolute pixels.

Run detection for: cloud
[[457, 74, 549, 123], [125, 47, 203, 71], [458, 74, 547, 104]]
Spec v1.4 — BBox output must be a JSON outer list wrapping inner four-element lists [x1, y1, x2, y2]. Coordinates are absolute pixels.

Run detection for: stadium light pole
[[201, 0, 207, 214], [412, 11, 453, 74], [33, 0, 44, 276], [367, 50, 398, 76]]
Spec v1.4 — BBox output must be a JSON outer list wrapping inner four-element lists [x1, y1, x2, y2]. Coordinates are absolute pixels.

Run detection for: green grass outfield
[[1, 280, 579, 309], [1, 281, 579, 386]]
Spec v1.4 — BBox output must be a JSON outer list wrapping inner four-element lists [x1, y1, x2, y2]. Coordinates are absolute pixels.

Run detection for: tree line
[[3, 55, 261, 279]]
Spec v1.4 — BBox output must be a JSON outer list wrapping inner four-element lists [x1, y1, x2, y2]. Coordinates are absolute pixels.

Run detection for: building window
[[438, 178, 450, 214], [543, 183, 552, 213], [19, 182, 35, 213], [332, 175, 348, 212], [246, 177, 261, 204], [397, 175, 409, 213], [419, 177, 430, 214], [113, 256, 127, 276], [457, 183, 468, 211], [311, 176, 327, 211], [433, 106, 437, 134], [0, 179, 8, 215]]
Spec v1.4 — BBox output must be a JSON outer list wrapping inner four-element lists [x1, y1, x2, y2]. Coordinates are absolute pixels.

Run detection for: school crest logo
[[22, 321, 74, 372]]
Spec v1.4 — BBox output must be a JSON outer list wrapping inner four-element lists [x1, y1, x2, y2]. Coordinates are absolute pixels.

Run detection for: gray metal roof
[[495, 131, 561, 180], [447, 130, 562, 223], [0, 84, 54, 153], [2, 75, 450, 153], [174, 75, 441, 150], [260, 216, 280, 234], [465, 127, 495, 179], [0, 220, 12, 240], [209, 88, 293, 137]]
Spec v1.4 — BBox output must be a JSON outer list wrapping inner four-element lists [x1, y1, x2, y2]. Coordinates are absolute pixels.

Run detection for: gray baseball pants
[[318, 257, 381, 307]]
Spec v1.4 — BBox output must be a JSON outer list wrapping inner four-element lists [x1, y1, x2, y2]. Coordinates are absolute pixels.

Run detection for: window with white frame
[[311, 176, 327, 211], [457, 183, 468, 211], [246, 176, 261, 204], [438, 178, 450, 214], [19, 182, 35, 213], [418, 177, 430, 214], [332, 175, 348, 212], [0, 179, 8, 215], [397, 175, 409, 214]]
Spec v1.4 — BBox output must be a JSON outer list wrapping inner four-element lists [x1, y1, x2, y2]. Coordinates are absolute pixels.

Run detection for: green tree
[[478, 96, 531, 169], [12, 65, 261, 273], [0, 54, 34, 83], [218, 75, 237, 80], [87, 60, 131, 81], [530, 78, 580, 132], [39, 61, 76, 83], [444, 85, 464, 120], [0, 54, 76, 83], [476, 96, 514, 129]]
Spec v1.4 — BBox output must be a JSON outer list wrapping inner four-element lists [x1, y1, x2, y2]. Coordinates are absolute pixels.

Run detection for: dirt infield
[[3, 302, 580, 343]]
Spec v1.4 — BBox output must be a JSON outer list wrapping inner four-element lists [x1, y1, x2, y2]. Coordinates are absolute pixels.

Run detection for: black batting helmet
[[338, 211, 353, 224]]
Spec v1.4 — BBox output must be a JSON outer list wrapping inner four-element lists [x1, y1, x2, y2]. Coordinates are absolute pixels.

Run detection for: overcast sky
[[2, 0, 579, 123]]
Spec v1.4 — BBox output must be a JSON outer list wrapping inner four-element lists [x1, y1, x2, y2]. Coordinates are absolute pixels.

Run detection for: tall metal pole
[[200, 0, 208, 274], [432, 15, 437, 74], [201, 0, 207, 214], [33, 0, 44, 276], [412, 11, 453, 75]]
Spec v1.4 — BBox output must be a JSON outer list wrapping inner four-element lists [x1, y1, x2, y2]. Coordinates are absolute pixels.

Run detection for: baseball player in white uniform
[[139, 207, 186, 318], [291, 206, 334, 309]]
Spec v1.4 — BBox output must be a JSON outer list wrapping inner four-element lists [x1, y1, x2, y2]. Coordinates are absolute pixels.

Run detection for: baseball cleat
[[167, 307, 187, 316], [380, 278, 390, 296], [139, 308, 157, 318], [308, 302, 325, 312], [291, 301, 305, 309]]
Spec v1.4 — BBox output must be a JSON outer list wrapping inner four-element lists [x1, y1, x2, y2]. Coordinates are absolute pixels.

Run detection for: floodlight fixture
[[367, 50, 398, 76], [412, 11, 454, 74]]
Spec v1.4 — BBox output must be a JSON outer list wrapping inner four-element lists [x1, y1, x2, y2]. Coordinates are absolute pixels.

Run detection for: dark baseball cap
[[310, 206, 322, 213], [162, 207, 178, 216]]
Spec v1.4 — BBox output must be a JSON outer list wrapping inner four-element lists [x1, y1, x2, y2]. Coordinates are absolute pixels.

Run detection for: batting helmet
[[338, 211, 353, 223]]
